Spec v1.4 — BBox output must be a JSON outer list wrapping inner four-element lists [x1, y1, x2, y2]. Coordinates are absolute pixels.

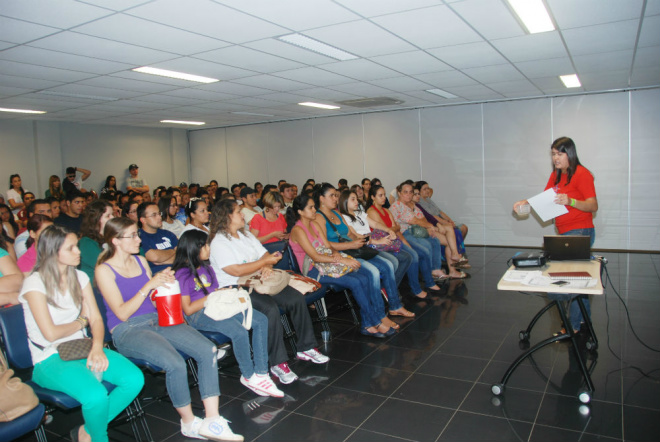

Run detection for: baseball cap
[[128, 164, 138, 170]]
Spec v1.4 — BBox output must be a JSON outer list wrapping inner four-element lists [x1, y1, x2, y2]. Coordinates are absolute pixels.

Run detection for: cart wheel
[[519, 330, 529, 341], [491, 383, 504, 396], [578, 390, 591, 404]]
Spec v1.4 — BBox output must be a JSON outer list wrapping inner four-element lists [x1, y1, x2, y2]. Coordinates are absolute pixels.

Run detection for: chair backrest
[[0, 304, 34, 370], [287, 242, 302, 273]]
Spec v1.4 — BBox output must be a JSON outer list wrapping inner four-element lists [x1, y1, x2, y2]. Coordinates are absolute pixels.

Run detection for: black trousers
[[250, 286, 317, 366]]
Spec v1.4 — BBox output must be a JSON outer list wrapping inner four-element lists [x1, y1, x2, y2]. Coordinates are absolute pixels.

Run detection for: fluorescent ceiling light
[[425, 89, 458, 99], [37, 91, 118, 101], [559, 74, 581, 88], [0, 107, 46, 114], [278, 34, 358, 61], [506, 0, 555, 34], [160, 120, 206, 125], [133, 67, 219, 84], [231, 111, 275, 117], [298, 102, 340, 110]]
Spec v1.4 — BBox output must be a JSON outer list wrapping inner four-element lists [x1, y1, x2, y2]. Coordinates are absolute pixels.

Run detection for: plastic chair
[[0, 403, 47, 442], [0, 304, 150, 441]]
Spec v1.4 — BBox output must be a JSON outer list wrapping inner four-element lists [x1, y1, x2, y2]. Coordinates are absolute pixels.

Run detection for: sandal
[[382, 317, 401, 330], [389, 308, 415, 318], [361, 327, 386, 338], [433, 273, 451, 281], [449, 271, 468, 280]]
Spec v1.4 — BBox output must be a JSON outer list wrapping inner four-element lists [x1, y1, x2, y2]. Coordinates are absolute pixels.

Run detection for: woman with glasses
[[121, 200, 139, 224], [159, 195, 186, 238]]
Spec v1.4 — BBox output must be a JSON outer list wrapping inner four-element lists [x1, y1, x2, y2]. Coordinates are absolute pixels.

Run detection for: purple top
[[416, 203, 438, 226], [175, 266, 219, 304], [103, 256, 157, 331]]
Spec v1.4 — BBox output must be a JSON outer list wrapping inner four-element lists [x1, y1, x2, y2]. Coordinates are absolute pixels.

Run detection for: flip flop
[[389, 309, 415, 318], [382, 318, 401, 330], [449, 271, 468, 280], [454, 262, 472, 269], [434, 274, 451, 281]]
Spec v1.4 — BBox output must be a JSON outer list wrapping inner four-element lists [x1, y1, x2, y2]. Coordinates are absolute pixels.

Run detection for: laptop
[[543, 235, 591, 261]]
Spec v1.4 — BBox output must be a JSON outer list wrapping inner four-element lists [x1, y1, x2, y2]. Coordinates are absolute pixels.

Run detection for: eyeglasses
[[118, 232, 139, 239]]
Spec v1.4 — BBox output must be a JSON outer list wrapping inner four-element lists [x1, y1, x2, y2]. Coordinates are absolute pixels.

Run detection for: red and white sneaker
[[296, 348, 329, 364], [270, 362, 298, 384], [240, 374, 284, 398]]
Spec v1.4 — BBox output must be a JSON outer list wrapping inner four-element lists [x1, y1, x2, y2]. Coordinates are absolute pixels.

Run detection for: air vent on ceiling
[[336, 97, 404, 108]]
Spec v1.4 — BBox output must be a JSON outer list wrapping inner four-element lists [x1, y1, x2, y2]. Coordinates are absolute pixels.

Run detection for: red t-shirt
[[545, 165, 596, 234], [249, 213, 286, 244]]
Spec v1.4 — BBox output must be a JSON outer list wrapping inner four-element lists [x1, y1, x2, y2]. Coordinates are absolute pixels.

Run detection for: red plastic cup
[[152, 281, 184, 327]]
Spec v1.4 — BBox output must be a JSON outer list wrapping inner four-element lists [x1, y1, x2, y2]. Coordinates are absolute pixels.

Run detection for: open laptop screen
[[543, 235, 591, 261]]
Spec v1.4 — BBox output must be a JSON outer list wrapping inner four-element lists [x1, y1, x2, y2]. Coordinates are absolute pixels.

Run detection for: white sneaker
[[181, 416, 208, 440], [198, 416, 243, 442], [296, 348, 330, 364], [241, 374, 284, 398], [270, 362, 298, 384]]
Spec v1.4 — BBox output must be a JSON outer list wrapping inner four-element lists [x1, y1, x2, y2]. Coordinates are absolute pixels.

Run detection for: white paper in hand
[[527, 188, 568, 222]]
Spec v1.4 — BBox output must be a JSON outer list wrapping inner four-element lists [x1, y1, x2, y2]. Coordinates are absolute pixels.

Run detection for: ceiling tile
[[222, 96, 289, 108], [427, 42, 508, 69], [580, 69, 631, 89], [368, 76, 432, 92], [0, 46, 134, 74], [133, 94, 209, 106], [548, 0, 644, 29], [330, 82, 393, 97], [574, 50, 633, 74], [254, 92, 307, 103], [0, 85, 31, 97], [195, 81, 272, 96], [486, 79, 541, 95], [637, 15, 660, 47], [294, 87, 360, 101], [449, 0, 525, 40], [370, 51, 452, 75], [233, 74, 311, 92], [75, 1, 154, 11], [195, 46, 304, 74], [79, 76, 182, 93], [46, 83, 143, 99], [151, 57, 256, 81], [0, 74, 63, 90], [630, 66, 660, 86], [0, 60, 98, 82], [0, 96, 80, 111], [491, 32, 567, 63], [0, 40, 16, 50], [217, 0, 359, 31], [29, 31, 176, 65], [414, 70, 479, 88], [646, 0, 660, 15], [372, 5, 482, 49], [0, 17, 60, 44], [127, 0, 287, 43], [273, 67, 351, 86], [633, 46, 660, 68], [244, 39, 337, 65], [321, 59, 400, 81], [162, 87, 238, 101], [333, 0, 441, 18], [0, 0, 112, 28], [562, 20, 640, 56], [515, 58, 575, 78], [305, 20, 415, 58], [461, 64, 525, 83], [532, 76, 570, 94], [442, 84, 503, 100], [72, 14, 230, 55]]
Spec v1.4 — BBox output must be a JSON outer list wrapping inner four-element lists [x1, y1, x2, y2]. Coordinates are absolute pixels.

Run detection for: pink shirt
[[390, 201, 423, 233], [249, 213, 287, 244], [17, 245, 37, 273]]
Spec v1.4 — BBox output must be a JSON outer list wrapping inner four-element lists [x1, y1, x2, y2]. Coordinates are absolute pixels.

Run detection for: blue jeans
[[112, 313, 219, 408], [186, 309, 269, 379], [403, 231, 440, 288], [399, 243, 423, 295], [547, 228, 595, 331], [378, 249, 412, 288], [358, 256, 403, 310], [308, 266, 385, 328]]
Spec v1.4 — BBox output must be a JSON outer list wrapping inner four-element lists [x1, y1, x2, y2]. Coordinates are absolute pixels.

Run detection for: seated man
[[279, 183, 294, 211], [62, 166, 92, 194], [137, 202, 177, 274], [54, 191, 85, 233]]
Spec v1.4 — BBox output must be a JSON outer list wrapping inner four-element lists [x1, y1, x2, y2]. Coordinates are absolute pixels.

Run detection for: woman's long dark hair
[[552, 137, 582, 186], [338, 189, 357, 222], [313, 182, 335, 210], [0, 203, 19, 243], [103, 175, 117, 191], [80, 200, 112, 245], [172, 230, 212, 295], [365, 184, 383, 210], [158, 196, 175, 222], [285, 194, 313, 233], [208, 199, 243, 242], [25, 214, 53, 249], [8, 174, 24, 196]]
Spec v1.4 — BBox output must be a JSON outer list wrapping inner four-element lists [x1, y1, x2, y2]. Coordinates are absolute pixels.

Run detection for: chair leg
[[343, 290, 361, 326], [280, 313, 298, 354], [314, 299, 331, 333], [186, 358, 199, 386], [35, 424, 48, 442], [132, 398, 154, 442]]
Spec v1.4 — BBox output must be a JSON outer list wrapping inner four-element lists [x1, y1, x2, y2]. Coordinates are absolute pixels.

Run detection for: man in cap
[[63, 166, 92, 194], [126, 164, 149, 194]]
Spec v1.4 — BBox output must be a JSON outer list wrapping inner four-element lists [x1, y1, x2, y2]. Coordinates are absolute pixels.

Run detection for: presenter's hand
[[554, 193, 570, 206], [513, 200, 528, 212]]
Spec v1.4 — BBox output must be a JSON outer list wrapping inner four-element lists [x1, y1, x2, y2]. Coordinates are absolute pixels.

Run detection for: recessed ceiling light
[[0, 107, 46, 114], [298, 102, 341, 110], [160, 120, 206, 125], [559, 74, 581, 88], [278, 34, 358, 61], [231, 112, 275, 117], [133, 67, 219, 84], [37, 91, 119, 101], [506, 0, 555, 34], [425, 89, 458, 99]]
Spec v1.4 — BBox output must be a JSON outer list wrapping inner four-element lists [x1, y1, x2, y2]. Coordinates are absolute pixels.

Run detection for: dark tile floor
[[17, 247, 660, 442]]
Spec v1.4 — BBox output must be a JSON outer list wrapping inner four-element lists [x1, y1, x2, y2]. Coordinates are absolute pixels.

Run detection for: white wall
[[0, 121, 189, 198], [188, 89, 660, 251]]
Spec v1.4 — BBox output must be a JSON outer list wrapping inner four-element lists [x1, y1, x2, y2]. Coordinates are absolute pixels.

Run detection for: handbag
[[0, 351, 39, 422], [58, 338, 93, 361], [238, 269, 291, 295], [285, 270, 323, 294], [368, 229, 402, 253], [318, 211, 378, 260], [409, 225, 429, 238], [303, 246, 353, 279], [204, 287, 253, 329]]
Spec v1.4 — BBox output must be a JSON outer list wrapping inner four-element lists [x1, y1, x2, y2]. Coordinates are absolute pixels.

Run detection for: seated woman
[[249, 192, 288, 244], [95, 218, 242, 441], [20, 225, 143, 442], [172, 230, 282, 398], [1, 203, 18, 245], [350, 184, 366, 208], [45, 175, 65, 199], [314, 183, 402, 329], [100, 176, 118, 198], [17, 214, 53, 275], [391, 182, 466, 280], [159, 196, 186, 238], [416, 181, 468, 239], [79, 200, 114, 282], [208, 199, 328, 385], [287, 195, 399, 336], [121, 200, 139, 224], [183, 198, 210, 234], [7, 174, 27, 216], [0, 235, 22, 305], [240, 187, 262, 228], [338, 189, 414, 316], [367, 185, 439, 298]]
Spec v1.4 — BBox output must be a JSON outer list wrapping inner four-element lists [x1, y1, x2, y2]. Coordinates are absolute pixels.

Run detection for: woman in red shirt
[[514, 137, 598, 333]]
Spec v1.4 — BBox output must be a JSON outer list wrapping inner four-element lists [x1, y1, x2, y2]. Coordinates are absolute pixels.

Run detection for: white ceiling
[[0, 0, 658, 129]]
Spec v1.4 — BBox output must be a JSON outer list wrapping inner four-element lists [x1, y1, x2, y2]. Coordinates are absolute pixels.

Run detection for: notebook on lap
[[543, 235, 591, 261]]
